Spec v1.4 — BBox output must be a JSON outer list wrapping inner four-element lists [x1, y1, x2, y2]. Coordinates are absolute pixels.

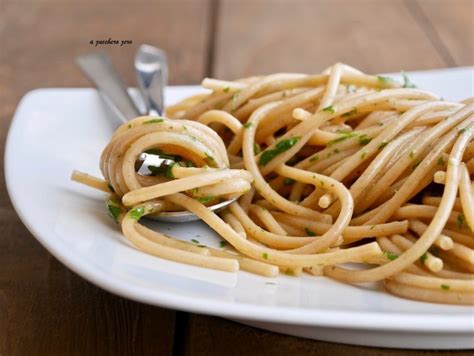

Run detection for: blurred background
[[0, 0, 473, 355]]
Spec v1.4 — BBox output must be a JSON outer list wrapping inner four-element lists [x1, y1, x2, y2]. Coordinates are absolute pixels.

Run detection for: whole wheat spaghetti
[[72, 63, 473, 305]]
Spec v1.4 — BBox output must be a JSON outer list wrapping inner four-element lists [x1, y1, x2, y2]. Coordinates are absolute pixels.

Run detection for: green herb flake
[[360, 151, 367, 159], [441, 284, 450, 291], [284, 268, 294, 276], [460, 128, 468, 134], [384, 251, 398, 261], [231, 91, 240, 111], [259, 136, 301, 166], [358, 134, 372, 146], [148, 163, 175, 179], [243, 122, 253, 129], [262, 252, 269, 260], [437, 156, 445, 166], [377, 75, 393, 85], [197, 196, 215, 204], [283, 178, 295, 186], [219, 241, 227, 248], [378, 141, 389, 150], [409, 151, 415, 159], [106, 200, 122, 222], [412, 160, 422, 170], [191, 239, 200, 244], [328, 131, 357, 146], [322, 105, 335, 113], [204, 152, 216, 166], [309, 155, 320, 162], [223, 87, 230, 93], [107, 184, 115, 193], [420, 253, 428, 264], [342, 108, 357, 118], [401, 71, 416, 88], [334, 148, 340, 153], [457, 213, 465, 229], [128, 124, 132, 129], [129, 206, 145, 220], [305, 228, 316, 236], [253, 142, 261, 155], [143, 118, 164, 125]]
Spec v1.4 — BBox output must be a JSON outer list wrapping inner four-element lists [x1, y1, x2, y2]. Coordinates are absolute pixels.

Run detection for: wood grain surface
[[0, 0, 472, 355]]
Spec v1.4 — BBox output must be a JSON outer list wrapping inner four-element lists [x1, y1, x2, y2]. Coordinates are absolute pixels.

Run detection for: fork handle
[[76, 52, 141, 123]]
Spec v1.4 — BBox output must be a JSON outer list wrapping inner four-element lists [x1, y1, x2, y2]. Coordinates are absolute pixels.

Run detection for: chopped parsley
[[128, 124, 132, 129], [419, 253, 428, 264], [409, 151, 415, 159], [328, 131, 357, 146], [358, 134, 372, 146], [106, 199, 122, 222], [262, 252, 269, 260], [243, 122, 253, 129], [460, 128, 468, 134], [305, 228, 316, 236], [253, 143, 261, 155], [204, 152, 216, 166], [191, 239, 200, 244], [412, 160, 422, 170], [342, 108, 357, 117], [231, 91, 240, 111], [223, 87, 230, 93], [401, 71, 416, 88], [377, 75, 393, 86], [323, 105, 335, 113], [360, 151, 367, 159], [283, 178, 295, 186], [107, 184, 115, 193], [197, 196, 215, 204], [437, 156, 445, 166], [457, 213, 465, 229], [219, 240, 227, 248], [440, 284, 450, 291], [378, 141, 389, 150], [309, 155, 320, 162], [334, 148, 340, 153], [129, 206, 145, 220], [148, 163, 175, 179], [284, 268, 294, 276], [384, 252, 398, 261], [259, 136, 301, 166], [143, 118, 164, 124]]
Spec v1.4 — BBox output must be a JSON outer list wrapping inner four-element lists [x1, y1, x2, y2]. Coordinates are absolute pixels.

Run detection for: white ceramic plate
[[5, 67, 474, 349]]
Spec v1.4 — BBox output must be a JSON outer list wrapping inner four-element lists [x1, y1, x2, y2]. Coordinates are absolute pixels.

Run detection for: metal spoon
[[76, 46, 237, 222]]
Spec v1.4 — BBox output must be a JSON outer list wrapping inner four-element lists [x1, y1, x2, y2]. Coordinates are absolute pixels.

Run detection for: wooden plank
[[0, 0, 212, 354], [213, 0, 448, 79], [414, 0, 474, 66], [181, 314, 469, 356]]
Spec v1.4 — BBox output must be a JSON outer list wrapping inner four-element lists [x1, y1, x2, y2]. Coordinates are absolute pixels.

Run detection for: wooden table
[[1, 0, 472, 354]]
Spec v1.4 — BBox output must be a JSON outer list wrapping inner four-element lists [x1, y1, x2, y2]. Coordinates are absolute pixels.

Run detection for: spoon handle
[[134, 44, 168, 116], [76, 52, 141, 123]]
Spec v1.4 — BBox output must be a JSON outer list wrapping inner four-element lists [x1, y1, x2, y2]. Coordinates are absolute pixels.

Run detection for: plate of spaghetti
[[5, 64, 474, 349]]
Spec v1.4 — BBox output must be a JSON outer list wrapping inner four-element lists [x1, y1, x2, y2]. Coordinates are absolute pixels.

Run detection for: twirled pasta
[[73, 63, 474, 305]]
